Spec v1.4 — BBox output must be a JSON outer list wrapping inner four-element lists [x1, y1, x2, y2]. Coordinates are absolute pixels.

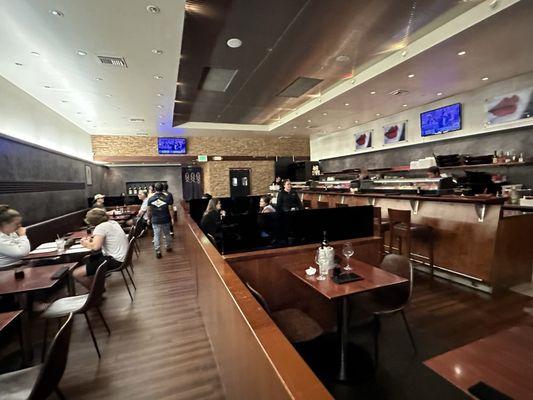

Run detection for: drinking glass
[[342, 243, 355, 271], [315, 250, 328, 281], [55, 238, 66, 253]]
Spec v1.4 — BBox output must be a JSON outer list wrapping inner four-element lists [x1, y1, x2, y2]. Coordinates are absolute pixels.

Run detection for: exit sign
[[197, 155, 208, 162]]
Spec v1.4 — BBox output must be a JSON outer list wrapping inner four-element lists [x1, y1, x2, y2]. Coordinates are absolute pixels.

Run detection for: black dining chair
[[41, 261, 110, 359], [106, 237, 137, 302], [245, 282, 323, 343], [0, 313, 73, 400]]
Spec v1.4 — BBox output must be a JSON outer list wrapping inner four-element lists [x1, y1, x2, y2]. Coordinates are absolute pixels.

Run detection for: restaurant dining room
[[1, 0, 533, 399]]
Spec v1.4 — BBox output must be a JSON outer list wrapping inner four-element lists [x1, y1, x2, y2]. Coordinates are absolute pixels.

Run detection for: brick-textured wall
[[204, 160, 274, 197], [91, 135, 309, 157]]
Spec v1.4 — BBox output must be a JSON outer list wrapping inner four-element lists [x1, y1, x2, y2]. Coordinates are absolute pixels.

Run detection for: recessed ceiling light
[[402, 104, 408, 107], [344, 102, 350, 106], [354, 120, 359, 124], [322, 112, 328, 116], [336, 55, 350, 62], [337, 125, 342, 129], [457, 50, 467, 56], [408, 73, 415, 78], [76, 50, 87, 56], [30, 51, 40, 57], [95, 77, 103, 81], [49, 10, 64, 17], [146, 5, 161, 14], [152, 49, 164, 55], [105, 94, 112, 98], [293, 126, 298, 129], [307, 119, 312, 123], [156, 105, 163, 109], [437, 92, 443, 96], [157, 93, 164, 97], [481, 76, 489, 81], [15, 62, 23, 66], [370, 91, 376, 95], [376, 113, 381, 117], [226, 38, 242, 48], [153, 75, 163, 80]]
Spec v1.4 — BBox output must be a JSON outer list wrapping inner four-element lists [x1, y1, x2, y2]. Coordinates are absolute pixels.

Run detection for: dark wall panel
[[319, 127, 533, 186], [0, 135, 107, 225], [105, 166, 183, 199]]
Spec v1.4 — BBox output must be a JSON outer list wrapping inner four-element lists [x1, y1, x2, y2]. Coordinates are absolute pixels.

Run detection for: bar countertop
[[298, 190, 505, 205]]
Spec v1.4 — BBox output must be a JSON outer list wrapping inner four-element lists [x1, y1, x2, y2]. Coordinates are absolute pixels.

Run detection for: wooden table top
[[0, 263, 77, 296], [0, 310, 22, 332], [66, 229, 90, 240], [288, 259, 407, 300], [23, 245, 91, 260], [424, 325, 533, 400]]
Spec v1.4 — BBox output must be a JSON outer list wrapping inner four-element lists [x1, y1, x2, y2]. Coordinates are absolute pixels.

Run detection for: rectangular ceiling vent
[[199, 67, 238, 92], [97, 55, 128, 67], [388, 89, 409, 96], [136, 132, 149, 136], [277, 77, 323, 98], [129, 118, 145, 122]]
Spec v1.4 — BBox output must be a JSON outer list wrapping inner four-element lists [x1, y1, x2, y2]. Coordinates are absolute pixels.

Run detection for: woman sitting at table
[[73, 208, 128, 290], [276, 180, 303, 212], [259, 196, 276, 213], [200, 198, 226, 240], [0, 205, 30, 269]]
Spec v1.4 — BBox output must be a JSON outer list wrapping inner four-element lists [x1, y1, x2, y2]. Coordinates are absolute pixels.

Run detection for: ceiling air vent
[[199, 67, 238, 92], [136, 132, 149, 136], [388, 89, 409, 96], [277, 77, 323, 98], [97, 55, 128, 67], [129, 118, 145, 122]]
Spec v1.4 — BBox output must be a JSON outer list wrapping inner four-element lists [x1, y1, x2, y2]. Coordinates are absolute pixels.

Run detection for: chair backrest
[[335, 203, 348, 208], [29, 313, 74, 400], [380, 254, 413, 303], [82, 260, 109, 310], [122, 237, 136, 269], [317, 201, 329, 209], [373, 206, 382, 226], [244, 282, 272, 315], [388, 208, 411, 227]]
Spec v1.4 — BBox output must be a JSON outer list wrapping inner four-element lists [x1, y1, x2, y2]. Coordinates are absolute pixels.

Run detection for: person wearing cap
[[92, 194, 106, 211]]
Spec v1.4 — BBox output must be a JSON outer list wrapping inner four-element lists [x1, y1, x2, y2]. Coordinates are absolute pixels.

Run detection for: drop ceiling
[[0, 0, 532, 139]]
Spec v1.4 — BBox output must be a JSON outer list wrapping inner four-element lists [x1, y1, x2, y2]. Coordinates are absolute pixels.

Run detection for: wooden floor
[[59, 229, 225, 399]]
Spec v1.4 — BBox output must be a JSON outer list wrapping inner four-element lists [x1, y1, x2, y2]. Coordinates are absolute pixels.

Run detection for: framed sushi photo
[[355, 130, 372, 150], [383, 121, 407, 145]]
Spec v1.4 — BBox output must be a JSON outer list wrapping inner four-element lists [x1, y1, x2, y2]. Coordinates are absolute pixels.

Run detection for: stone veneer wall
[[204, 160, 274, 197], [91, 135, 309, 157]]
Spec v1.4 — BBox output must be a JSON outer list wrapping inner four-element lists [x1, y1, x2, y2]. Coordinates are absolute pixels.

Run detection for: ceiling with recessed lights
[[0, 0, 185, 135]]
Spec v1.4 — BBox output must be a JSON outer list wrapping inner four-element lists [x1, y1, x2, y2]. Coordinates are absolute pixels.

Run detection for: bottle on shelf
[[519, 153, 524, 163], [505, 151, 511, 163], [133, 186, 138, 194], [492, 151, 498, 164], [128, 187, 133, 195], [321, 230, 329, 248]]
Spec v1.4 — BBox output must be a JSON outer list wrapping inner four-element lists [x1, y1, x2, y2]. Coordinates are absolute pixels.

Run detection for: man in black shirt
[[147, 182, 174, 258], [276, 180, 303, 212], [161, 182, 175, 237]]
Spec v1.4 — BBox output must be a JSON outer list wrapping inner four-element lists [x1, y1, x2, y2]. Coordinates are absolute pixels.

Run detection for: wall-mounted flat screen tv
[[420, 103, 462, 137], [158, 137, 187, 154]]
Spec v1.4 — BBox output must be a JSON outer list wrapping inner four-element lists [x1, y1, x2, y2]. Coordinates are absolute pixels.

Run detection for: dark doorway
[[229, 169, 251, 197]]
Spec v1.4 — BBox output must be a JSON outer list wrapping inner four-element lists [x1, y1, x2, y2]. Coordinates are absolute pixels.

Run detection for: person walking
[[147, 183, 174, 258], [161, 182, 176, 237]]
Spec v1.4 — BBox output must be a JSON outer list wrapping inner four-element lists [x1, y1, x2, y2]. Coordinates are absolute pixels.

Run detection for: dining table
[[288, 259, 407, 382], [0, 263, 77, 362], [23, 241, 91, 261]]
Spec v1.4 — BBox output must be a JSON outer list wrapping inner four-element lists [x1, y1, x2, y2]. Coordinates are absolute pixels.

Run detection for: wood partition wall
[[182, 211, 333, 400]]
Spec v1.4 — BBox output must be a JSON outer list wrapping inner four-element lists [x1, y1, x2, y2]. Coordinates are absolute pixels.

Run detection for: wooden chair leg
[[125, 268, 136, 290], [83, 312, 101, 359]]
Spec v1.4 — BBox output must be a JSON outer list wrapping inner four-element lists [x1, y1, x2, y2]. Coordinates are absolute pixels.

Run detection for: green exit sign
[[197, 155, 208, 162]]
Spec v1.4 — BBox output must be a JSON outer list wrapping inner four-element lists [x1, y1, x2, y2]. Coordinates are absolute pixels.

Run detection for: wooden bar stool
[[387, 208, 434, 276], [317, 201, 329, 209]]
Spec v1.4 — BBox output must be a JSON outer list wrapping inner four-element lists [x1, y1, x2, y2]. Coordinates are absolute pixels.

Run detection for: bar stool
[[302, 200, 312, 209], [374, 207, 390, 255], [387, 208, 434, 275], [317, 201, 329, 209], [335, 203, 348, 208]]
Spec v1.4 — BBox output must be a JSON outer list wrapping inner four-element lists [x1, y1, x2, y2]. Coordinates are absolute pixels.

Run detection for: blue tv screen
[[420, 103, 462, 137], [158, 137, 187, 154]]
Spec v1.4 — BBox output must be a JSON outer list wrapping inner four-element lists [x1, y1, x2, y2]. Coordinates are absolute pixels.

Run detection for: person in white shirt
[[137, 190, 149, 222], [0, 205, 30, 269], [73, 208, 129, 290]]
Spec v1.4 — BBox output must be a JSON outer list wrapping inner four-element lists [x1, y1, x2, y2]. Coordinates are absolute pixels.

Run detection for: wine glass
[[315, 249, 327, 281], [342, 243, 354, 271]]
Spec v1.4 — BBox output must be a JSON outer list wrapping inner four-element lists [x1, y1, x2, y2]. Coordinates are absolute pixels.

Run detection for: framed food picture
[[355, 130, 372, 150], [383, 121, 407, 144], [485, 88, 533, 125]]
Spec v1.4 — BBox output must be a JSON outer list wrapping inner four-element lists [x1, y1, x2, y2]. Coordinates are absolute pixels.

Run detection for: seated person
[[0, 205, 30, 269], [73, 208, 129, 290], [92, 193, 107, 210], [200, 198, 226, 240], [259, 196, 275, 213], [276, 180, 303, 212], [427, 166, 441, 178]]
